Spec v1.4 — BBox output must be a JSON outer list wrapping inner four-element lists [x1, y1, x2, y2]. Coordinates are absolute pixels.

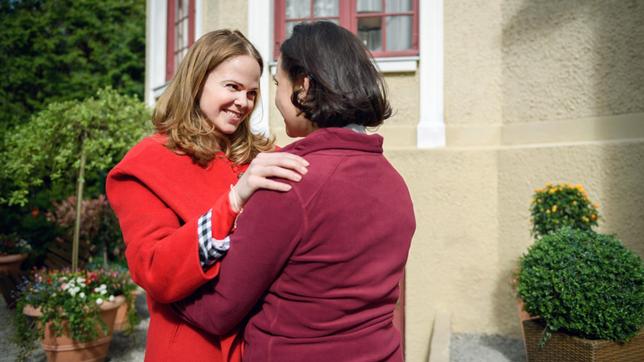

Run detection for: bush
[[530, 183, 599, 239], [517, 227, 644, 344], [1, 87, 151, 206]]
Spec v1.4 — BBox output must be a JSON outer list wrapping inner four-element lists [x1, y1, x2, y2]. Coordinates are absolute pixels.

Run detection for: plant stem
[[72, 144, 86, 272]]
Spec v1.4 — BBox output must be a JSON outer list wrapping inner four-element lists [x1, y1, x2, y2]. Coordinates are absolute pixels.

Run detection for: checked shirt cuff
[[198, 209, 231, 269]]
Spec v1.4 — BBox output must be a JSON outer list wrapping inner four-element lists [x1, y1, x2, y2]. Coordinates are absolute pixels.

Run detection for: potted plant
[[1, 88, 149, 360], [99, 265, 140, 334], [1, 87, 150, 271], [13, 269, 126, 362], [515, 183, 644, 361], [516, 227, 644, 361], [0, 233, 32, 275], [0, 233, 32, 307], [530, 183, 599, 239]]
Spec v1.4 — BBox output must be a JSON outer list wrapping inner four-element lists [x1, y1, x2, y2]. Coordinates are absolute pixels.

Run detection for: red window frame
[[274, 0, 419, 59], [166, 0, 196, 81]]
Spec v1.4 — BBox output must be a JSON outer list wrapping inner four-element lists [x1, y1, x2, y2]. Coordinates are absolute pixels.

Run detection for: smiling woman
[[200, 55, 260, 135], [106, 29, 309, 362]]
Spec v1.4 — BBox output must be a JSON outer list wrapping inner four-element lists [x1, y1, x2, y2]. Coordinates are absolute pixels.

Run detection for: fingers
[[250, 178, 293, 193], [253, 152, 309, 175], [234, 152, 309, 206]]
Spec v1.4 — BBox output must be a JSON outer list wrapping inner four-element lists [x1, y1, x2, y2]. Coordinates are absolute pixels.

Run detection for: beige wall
[[202, 0, 247, 34], [194, 1, 644, 361]]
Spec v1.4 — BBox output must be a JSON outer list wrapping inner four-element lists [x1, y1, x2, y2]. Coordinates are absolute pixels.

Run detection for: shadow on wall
[[492, 0, 644, 339], [596, 1, 644, 260]]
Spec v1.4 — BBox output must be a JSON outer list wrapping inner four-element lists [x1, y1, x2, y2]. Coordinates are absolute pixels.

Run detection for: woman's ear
[[295, 75, 310, 101], [301, 76, 310, 98]]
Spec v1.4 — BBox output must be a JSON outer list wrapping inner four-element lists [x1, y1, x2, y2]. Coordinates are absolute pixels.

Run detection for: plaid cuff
[[198, 209, 231, 269]]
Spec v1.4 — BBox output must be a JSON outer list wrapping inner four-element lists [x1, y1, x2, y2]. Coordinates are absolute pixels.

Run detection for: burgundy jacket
[[175, 128, 416, 362]]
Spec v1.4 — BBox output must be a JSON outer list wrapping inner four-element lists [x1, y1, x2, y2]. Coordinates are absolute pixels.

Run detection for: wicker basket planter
[[518, 302, 644, 362]]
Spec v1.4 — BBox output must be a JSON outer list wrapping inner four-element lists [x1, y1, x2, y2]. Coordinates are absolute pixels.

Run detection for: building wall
[[149, 1, 644, 361], [400, 1, 644, 361], [202, 0, 247, 34]]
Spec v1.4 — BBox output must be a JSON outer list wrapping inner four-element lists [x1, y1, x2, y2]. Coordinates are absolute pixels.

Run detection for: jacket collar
[[281, 128, 383, 157]]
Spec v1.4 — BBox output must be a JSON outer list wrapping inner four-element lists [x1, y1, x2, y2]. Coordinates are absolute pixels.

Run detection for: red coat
[[106, 134, 248, 362]]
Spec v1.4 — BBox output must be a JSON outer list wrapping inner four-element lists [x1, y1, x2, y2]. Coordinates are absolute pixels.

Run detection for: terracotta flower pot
[[23, 295, 125, 362], [517, 300, 644, 362], [112, 286, 143, 332], [0, 253, 28, 275]]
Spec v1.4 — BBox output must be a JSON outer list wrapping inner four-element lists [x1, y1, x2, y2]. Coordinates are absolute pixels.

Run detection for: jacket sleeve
[[173, 187, 304, 335], [106, 168, 239, 303]]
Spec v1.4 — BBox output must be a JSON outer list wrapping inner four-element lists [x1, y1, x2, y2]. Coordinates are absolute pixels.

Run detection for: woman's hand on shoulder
[[231, 152, 308, 210]]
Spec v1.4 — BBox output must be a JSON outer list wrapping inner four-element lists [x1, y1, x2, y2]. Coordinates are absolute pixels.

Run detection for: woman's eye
[[248, 91, 257, 99], [226, 84, 238, 90]]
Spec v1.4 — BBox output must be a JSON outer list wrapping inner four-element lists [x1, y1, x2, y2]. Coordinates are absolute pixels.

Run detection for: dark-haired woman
[[175, 22, 415, 361]]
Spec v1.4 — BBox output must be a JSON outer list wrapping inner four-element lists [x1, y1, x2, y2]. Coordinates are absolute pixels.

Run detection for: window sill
[[269, 56, 418, 75]]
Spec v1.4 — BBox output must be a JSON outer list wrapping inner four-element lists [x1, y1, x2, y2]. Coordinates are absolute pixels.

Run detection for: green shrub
[[517, 227, 644, 344], [1, 87, 150, 270], [530, 183, 599, 239]]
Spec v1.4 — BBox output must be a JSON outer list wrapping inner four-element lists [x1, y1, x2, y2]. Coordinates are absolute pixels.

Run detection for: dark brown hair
[[280, 21, 392, 128]]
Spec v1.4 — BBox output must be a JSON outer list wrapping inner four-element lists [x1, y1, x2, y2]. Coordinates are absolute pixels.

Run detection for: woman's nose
[[234, 92, 250, 109]]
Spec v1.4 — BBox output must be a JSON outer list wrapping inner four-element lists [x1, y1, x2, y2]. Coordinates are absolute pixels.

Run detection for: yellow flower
[[582, 216, 589, 223], [551, 205, 558, 212]]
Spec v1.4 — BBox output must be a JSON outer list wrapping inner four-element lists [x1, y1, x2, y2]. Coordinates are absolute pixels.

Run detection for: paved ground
[[450, 333, 526, 362], [2, 295, 526, 362]]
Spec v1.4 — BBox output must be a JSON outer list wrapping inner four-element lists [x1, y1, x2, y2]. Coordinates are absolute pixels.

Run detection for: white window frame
[[146, 0, 203, 108]]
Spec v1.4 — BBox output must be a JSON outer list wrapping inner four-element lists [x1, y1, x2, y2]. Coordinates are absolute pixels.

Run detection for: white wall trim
[[146, 0, 168, 108], [247, 0, 273, 137], [195, 0, 203, 39], [374, 56, 419, 73], [417, 0, 445, 148]]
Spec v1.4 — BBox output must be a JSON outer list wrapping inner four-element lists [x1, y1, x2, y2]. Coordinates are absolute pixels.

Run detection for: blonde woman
[[106, 30, 308, 362]]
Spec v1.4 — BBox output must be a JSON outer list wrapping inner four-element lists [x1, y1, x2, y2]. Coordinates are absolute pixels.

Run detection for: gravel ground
[[450, 333, 526, 362], [2, 296, 526, 362]]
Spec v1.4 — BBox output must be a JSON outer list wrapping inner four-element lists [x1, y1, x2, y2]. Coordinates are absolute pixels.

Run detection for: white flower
[[108, 295, 115, 302], [101, 290, 107, 295], [79, 292, 85, 299], [96, 298, 104, 305], [61, 283, 69, 291], [76, 277, 86, 284]]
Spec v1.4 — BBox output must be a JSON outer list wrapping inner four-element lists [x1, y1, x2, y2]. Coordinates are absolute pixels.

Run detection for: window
[[166, 0, 195, 81], [274, 0, 418, 58]]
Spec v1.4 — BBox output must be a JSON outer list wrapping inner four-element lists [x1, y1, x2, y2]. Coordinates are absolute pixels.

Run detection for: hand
[[231, 152, 309, 210]]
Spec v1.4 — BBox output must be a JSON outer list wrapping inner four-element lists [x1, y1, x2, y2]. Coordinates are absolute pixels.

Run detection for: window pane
[[314, 0, 338, 17], [386, 15, 412, 51], [358, 17, 382, 52], [357, 0, 381, 13], [286, 0, 310, 18], [385, 0, 412, 12]]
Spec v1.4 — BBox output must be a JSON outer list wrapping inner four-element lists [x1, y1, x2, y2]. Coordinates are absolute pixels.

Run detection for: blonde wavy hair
[[153, 29, 274, 167]]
